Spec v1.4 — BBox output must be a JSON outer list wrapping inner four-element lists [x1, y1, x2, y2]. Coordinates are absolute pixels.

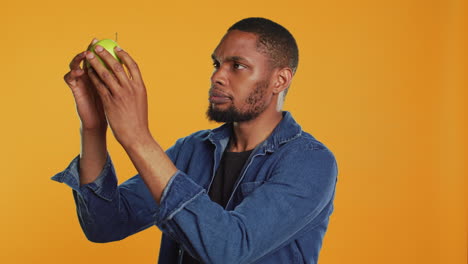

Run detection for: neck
[[229, 109, 283, 152]]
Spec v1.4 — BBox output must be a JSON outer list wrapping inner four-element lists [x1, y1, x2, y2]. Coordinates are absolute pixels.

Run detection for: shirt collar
[[207, 111, 302, 153]]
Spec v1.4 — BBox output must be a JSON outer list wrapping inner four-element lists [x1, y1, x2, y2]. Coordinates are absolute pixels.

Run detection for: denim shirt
[[51, 111, 338, 264]]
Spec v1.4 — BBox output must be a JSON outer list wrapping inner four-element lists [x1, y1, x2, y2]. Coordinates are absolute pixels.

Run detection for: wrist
[[80, 125, 108, 136], [121, 130, 156, 153]]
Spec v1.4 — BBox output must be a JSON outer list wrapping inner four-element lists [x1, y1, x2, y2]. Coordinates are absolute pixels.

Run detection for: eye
[[233, 63, 246, 70], [213, 61, 220, 68]]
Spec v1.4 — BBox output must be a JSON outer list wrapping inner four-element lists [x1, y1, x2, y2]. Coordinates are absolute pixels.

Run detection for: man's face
[[207, 30, 275, 123]]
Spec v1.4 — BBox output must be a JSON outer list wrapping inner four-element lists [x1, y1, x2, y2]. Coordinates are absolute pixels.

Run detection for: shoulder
[[272, 129, 338, 180], [165, 129, 213, 161], [172, 129, 212, 146], [265, 129, 338, 201], [283, 129, 335, 158]]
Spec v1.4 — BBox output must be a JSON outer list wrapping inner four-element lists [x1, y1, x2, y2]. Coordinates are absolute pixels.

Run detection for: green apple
[[85, 39, 122, 70]]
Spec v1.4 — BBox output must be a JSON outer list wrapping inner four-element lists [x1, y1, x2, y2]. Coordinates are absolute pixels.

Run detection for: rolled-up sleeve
[[51, 152, 116, 201], [51, 151, 159, 242], [51, 136, 189, 243]]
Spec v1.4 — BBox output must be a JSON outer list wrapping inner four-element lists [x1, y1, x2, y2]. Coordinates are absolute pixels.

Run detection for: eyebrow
[[211, 54, 250, 64]]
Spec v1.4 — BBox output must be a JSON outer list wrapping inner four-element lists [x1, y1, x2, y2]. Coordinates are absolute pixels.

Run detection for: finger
[[66, 38, 99, 85], [63, 67, 86, 87], [93, 45, 131, 89], [87, 67, 112, 101], [113, 46, 144, 85], [83, 38, 99, 70], [63, 72, 77, 86], [69, 51, 87, 71], [85, 51, 121, 95], [87, 38, 99, 50], [83, 38, 99, 71]]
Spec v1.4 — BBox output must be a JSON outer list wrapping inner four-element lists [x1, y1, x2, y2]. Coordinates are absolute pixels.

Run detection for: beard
[[206, 79, 270, 123]]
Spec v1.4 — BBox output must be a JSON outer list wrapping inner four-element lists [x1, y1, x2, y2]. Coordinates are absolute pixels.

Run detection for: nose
[[210, 66, 227, 87]]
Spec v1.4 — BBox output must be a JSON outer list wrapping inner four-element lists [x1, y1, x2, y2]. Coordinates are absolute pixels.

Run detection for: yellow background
[[0, 0, 466, 263]]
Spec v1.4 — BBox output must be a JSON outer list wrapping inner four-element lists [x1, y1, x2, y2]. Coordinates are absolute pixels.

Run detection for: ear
[[272, 67, 293, 94]]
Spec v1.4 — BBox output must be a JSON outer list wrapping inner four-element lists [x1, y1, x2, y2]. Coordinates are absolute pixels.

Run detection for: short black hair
[[227, 17, 299, 76]]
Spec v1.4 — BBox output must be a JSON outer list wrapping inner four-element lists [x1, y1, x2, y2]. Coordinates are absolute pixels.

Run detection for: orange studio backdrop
[[0, 0, 466, 263]]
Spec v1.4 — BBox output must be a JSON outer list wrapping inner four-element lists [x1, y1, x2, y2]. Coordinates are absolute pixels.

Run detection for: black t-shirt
[[181, 147, 254, 264]]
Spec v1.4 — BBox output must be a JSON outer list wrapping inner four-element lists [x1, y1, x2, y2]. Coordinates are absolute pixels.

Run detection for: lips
[[210, 89, 231, 98], [209, 89, 232, 104]]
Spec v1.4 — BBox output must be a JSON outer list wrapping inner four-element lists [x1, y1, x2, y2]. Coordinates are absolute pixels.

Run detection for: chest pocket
[[239, 181, 265, 197]]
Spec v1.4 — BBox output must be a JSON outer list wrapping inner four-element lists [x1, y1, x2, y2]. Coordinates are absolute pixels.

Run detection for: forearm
[[122, 134, 178, 205], [79, 126, 108, 186], [74, 129, 161, 243], [52, 127, 164, 242]]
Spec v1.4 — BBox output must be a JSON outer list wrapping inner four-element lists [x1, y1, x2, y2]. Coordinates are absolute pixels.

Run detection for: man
[[52, 17, 338, 264]]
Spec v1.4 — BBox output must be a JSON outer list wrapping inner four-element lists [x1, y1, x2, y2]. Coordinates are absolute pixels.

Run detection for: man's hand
[[85, 44, 177, 205], [63, 38, 108, 132], [85, 45, 151, 148]]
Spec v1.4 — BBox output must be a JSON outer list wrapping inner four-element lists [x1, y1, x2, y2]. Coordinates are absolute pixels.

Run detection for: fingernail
[[86, 51, 95, 59], [114, 46, 122, 51], [92, 38, 98, 44], [95, 45, 103, 52]]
